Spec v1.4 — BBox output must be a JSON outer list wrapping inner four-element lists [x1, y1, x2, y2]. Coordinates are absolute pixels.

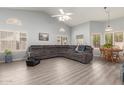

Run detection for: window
[[114, 32, 123, 42], [114, 32, 124, 49], [105, 33, 113, 44], [92, 33, 100, 48], [0, 30, 27, 52], [91, 32, 124, 49], [76, 34, 84, 45], [57, 36, 68, 45]]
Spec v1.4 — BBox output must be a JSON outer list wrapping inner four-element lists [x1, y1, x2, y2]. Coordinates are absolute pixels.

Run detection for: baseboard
[[0, 58, 26, 63], [93, 55, 100, 57], [13, 58, 26, 61]]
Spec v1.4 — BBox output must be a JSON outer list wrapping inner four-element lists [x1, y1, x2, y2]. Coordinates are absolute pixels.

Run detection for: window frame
[[91, 33, 101, 49], [91, 31, 124, 49], [114, 31, 124, 42], [0, 30, 28, 53], [104, 32, 114, 45]]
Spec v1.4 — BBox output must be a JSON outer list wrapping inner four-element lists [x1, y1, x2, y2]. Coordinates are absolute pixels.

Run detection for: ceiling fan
[[51, 9, 73, 22]]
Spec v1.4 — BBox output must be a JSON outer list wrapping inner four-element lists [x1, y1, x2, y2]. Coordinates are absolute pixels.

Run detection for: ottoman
[[26, 57, 40, 66]]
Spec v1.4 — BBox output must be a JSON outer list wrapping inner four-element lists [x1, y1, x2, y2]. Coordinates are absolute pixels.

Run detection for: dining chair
[[103, 48, 111, 61], [112, 50, 120, 62], [99, 48, 104, 57], [104, 48, 119, 62]]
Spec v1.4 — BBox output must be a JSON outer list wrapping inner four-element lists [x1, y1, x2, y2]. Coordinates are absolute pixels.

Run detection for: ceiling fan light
[[59, 17, 63, 21], [58, 16, 65, 21]]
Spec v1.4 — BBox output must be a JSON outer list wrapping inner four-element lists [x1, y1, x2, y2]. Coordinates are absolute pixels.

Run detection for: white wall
[[111, 17, 124, 32], [71, 22, 90, 45], [0, 8, 71, 61]]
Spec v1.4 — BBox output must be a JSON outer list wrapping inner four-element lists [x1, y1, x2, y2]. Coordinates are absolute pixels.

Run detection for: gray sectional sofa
[[29, 45, 93, 64]]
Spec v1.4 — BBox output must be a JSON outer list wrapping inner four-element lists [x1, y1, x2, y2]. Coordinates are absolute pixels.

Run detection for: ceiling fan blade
[[66, 13, 73, 15], [51, 15, 62, 17], [67, 16, 72, 20], [59, 9, 64, 14]]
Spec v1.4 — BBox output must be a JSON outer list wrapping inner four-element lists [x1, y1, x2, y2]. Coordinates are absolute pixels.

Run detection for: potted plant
[[4, 49, 12, 63], [103, 43, 113, 48]]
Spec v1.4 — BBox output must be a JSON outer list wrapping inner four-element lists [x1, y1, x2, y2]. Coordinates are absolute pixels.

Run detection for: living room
[[1, 0, 124, 93], [0, 7, 124, 85]]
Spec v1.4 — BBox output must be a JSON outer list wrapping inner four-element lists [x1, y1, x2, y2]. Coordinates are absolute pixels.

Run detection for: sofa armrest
[[81, 52, 93, 62]]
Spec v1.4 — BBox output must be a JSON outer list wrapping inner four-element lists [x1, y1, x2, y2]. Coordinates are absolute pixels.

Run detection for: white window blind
[[0, 30, 27, 52]]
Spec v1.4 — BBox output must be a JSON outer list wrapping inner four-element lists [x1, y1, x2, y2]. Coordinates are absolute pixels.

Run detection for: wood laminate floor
[[0, 57, 123, 85]]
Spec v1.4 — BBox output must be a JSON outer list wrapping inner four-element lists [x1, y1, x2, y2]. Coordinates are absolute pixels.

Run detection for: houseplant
[[103, 43, 113, 48], [4, 49, 12, 63]]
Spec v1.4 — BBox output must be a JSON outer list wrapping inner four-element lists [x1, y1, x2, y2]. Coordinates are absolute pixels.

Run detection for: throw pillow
[[78, 45, 85, 51]]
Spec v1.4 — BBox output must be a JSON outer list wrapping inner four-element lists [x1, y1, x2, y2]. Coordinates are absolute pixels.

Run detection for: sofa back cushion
[[78, 45, 86, 51], [85, 45, 93, 53]]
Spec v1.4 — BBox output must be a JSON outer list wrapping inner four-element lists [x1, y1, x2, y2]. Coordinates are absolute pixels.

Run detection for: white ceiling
[[7, 7, 124, 26]]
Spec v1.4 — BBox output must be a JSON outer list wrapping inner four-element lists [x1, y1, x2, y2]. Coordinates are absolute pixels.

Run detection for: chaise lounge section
[[29, 45, 93, 64]]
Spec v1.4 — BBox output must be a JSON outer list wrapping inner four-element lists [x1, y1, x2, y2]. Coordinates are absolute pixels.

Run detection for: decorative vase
[[5, 55, 12, 63]]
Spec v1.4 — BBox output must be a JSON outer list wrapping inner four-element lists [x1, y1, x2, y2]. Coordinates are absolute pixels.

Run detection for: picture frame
[[76, 34, 84, 45], [39, 33, 49, 41]]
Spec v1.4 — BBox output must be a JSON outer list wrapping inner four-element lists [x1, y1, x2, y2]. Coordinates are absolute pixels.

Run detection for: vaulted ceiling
[[7, 7, 124, 26]]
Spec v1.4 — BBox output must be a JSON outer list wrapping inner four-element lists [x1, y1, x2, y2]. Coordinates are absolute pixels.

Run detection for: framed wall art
[[39, 33, 49, 41]]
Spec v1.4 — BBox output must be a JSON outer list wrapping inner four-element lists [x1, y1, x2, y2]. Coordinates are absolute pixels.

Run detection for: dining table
[[100, 48, 123, 62]]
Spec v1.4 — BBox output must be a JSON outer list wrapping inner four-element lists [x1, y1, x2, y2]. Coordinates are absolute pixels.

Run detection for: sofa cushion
[[78, 45, 85, 51], [75, 45, 86, 53]]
